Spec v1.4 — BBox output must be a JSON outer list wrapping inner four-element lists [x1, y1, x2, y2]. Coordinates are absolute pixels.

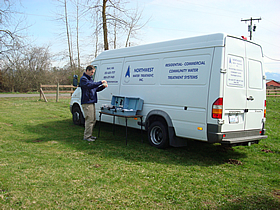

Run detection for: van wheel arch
[[145, 110, 175, 148], [72, 103, 85, 126]]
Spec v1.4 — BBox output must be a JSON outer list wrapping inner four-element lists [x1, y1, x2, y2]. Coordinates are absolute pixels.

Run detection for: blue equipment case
[[101, 95, 144, 116]]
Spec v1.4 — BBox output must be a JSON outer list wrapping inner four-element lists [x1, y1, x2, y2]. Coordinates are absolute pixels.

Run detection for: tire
[[72, 105, 84, 126], [148, 121, 169, 149]]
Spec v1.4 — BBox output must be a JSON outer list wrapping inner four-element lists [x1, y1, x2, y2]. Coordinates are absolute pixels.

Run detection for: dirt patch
[[32, 139, 43, 142], [262, 149, 274, 153], [227, 159, 243, 165], [0, 122, 13, 126], [272, 190, 280, 200]]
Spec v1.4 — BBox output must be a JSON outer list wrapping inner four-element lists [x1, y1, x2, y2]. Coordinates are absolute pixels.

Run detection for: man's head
[[85, 65, 96, 77]]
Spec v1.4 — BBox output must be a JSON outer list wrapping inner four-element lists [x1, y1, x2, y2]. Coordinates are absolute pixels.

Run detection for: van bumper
[[207, 124, 267, 145]]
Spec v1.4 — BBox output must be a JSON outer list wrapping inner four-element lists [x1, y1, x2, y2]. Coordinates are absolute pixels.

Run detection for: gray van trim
[[207, 123, 267, 144]]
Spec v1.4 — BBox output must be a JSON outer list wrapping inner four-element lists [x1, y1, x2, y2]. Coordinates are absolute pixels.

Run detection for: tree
[[88, 0, 148, 51], [75, 0, 81, 67], [51, 0, 148, 67], [53, 0, 84, 70], [63, 0, 74, 69], [1, 46, 52, 92], [124, 7, 148, 47], [0, 0, 26, 58]]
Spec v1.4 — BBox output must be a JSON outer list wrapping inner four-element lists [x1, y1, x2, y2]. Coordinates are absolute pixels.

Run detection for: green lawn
[[0, 96, 279, 209]]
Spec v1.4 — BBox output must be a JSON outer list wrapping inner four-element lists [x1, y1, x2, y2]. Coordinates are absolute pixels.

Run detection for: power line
[[14, 11, 53, 18], [264, 55, 280, 62]]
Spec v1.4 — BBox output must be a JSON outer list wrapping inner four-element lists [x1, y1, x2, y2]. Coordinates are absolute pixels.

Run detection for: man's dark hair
[[86, 65, 94, 71]]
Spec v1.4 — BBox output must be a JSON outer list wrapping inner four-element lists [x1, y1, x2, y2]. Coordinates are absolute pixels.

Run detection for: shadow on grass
[[217, 193, 280, 210], [24, 119, 247, 167]]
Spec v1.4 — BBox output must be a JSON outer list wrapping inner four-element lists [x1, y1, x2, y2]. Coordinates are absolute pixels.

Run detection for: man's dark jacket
[[80, 72, 105, 104]]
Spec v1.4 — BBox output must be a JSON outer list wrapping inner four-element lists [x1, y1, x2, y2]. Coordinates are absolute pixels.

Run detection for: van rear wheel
[[148, 121, 169, 149]]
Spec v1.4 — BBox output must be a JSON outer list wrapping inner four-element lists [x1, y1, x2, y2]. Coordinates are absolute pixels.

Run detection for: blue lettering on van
[[134, 67, 154, 72], [168, 76, 184, 79], [169, 68, 198, 73], [125, 66, 130, 78], [165, 63, 183, 67], [141, 74, 154, 77], [184, 75, 198, 79], [184, 61, 205, 66], [104, 76, 115, 79], [165, 61, 205, 67], [168, 75, 198, 80]]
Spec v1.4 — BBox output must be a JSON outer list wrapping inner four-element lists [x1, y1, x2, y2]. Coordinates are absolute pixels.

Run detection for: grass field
[[0, 96, 279, 209]]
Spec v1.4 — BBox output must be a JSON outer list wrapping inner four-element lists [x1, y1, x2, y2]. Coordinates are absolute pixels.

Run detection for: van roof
[[93, 33, 262, 61]]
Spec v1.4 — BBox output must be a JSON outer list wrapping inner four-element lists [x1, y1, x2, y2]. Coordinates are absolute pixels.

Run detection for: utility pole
[[241, 17, 261, 40]]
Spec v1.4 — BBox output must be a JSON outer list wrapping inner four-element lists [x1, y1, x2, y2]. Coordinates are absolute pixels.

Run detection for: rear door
[[222, 36, 265, 133], [245, 43, 265, 130], [222, 36, 246, 132]]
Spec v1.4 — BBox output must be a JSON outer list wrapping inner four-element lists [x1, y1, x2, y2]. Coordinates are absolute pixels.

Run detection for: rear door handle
[[247, 96, 254, 101]]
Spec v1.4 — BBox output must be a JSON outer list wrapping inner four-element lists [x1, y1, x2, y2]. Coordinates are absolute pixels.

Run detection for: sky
[[13, 0, 280, 80]]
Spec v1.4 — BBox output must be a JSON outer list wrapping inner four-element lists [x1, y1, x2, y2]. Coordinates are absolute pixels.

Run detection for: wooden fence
[[266, 88, 280, 97], [40, 83, 77, 102]]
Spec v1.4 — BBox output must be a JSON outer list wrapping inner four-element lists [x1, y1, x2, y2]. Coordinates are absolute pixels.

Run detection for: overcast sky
[[16, 0, 280, 79]]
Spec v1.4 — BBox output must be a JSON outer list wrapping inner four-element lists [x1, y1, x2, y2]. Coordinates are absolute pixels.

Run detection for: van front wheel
[[72, 105, 84, 126], [148, 121, 169, 149]]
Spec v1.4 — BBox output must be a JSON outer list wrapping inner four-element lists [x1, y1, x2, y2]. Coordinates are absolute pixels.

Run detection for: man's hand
[[102, 80, 108, 88]]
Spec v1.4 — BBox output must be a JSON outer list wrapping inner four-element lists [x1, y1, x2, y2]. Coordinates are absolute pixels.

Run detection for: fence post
[[40, 87, 48, 102], [40, 83, 42, 100], [56, 83, 59, 102]]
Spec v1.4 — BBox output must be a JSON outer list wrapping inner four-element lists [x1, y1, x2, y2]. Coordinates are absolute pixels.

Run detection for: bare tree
[[75, 0, 81, 67], [63, 0, 74, 69], [102, 0, 109, 50], [53, 0, 88, 69], [51, 0, 148, 66], [0, 0, 26, 57], [125, 8, 148, 47], [2, 46, 53, 92], [93, 9, 101, 57], [88, 0, 148, 51]]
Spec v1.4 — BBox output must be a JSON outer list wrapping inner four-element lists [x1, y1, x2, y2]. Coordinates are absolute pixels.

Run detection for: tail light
[[212, 98, 223, 119], [264, 100, 266, 118]]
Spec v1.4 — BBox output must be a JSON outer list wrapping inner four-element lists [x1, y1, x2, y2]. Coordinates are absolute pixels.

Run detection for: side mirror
[[73, 75, 78, 87]]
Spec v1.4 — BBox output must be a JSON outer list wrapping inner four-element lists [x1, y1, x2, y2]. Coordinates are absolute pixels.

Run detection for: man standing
[[80, 65, 108, 141]]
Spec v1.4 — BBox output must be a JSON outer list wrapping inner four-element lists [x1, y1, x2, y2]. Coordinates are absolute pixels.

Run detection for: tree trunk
[[114, 19, 117, 49], [76, 0, 80, 67], [125, 28, 131, 47], [94, 10, 99, 58], [64, 0, 74, 68], [102, 0, 109, 50]]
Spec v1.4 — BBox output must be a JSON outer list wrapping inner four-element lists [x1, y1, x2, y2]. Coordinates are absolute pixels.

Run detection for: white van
[[70, 33, 267, 148]]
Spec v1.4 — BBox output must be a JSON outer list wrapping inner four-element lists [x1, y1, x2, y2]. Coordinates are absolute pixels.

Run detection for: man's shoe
[[90, 136, 97, 140], [83, 137, 95, 142]]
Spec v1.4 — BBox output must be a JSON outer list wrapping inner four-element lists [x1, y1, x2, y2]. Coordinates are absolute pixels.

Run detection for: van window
[[248, 59, 263, 89], [227, 55, 244, 87], [93, 66, 97, 80]]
